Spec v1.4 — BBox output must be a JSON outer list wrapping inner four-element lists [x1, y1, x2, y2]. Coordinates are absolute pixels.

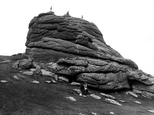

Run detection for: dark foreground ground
[[0, 55, 154, 115]]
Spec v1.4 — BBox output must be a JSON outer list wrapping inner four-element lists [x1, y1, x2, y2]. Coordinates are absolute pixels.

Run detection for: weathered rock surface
[[24, 11, 154, 98], [26, 11, 137, 69], [13, 58, 34, 69]]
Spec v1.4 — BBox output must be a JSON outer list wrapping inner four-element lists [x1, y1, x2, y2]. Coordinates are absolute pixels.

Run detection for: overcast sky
[[0, 0, 154, 75]]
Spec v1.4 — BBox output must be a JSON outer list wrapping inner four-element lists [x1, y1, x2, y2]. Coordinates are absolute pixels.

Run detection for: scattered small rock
[[0, 80, 8, 83], [73, 89, 81, 94], [134, 100, 141, 104], [79, 94, 87, 97], [45, 81, 52, 84], [13, 58, 33, 69], [148, 110, 154, 113], [51, 79, 57, 84], [0, 60, 10, 64], [3, 105, 6, 108], [105, 98, 122, 106], [70, 82, 80, 86], [100, 93, 115, 99], [79, 113, 86, 115], [58, 76, 69, 82], [140, 91, 154, 99], [133, 89, 142, 94], [126, 91, 138, 98], [13, 75, 20, 80], [90, 94, 101, 100], [91, 112, 97, 115], [30, 68, 36, 72], [47, 62, 57, 69], [32, 80, 40, 84], [22, 71, 34, 76], [110, 112, 115, 114], [66, 96, 77, 101], [41, 69, 53, 76], [119, 100, 127, 103]]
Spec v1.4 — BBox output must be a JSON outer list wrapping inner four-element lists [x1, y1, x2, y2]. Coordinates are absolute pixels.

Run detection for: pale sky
[[0, 0, 154, 75]]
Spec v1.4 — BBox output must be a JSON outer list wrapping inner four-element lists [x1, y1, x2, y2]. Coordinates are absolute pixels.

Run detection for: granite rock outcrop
[[24, 11, 154, 98]]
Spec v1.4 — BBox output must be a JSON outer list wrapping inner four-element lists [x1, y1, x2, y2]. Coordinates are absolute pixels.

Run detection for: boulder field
[[24, 11, 154, 98]]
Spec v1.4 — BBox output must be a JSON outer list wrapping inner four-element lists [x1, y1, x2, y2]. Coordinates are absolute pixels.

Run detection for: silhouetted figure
[[80, 82, 89, 96], [64, 11, 71, 17], [66, 11, 69, 15], [50, 6, 52, 11], [81, 15, 83, 19]]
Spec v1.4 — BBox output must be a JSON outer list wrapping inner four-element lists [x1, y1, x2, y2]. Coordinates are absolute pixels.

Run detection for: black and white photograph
[[0, 0, 154, 115]]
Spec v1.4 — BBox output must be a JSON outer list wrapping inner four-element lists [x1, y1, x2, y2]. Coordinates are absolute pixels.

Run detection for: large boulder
[[13, 58, 34, 69], [25, 11, 154, 98], [26, 11, 137, 69]]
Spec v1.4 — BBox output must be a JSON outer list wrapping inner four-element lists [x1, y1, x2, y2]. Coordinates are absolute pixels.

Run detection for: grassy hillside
[[0, 55, 153, 115]]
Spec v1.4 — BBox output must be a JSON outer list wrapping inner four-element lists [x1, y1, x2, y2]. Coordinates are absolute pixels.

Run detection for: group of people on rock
[[50, 6, 84, 19]]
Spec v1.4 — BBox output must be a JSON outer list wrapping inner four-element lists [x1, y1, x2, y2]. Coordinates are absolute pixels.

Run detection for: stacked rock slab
[[25, 11, 154, 98]]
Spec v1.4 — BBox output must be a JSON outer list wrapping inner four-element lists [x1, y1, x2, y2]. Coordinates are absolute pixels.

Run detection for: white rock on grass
[[91, 112, 97, 115], [100, 93, 115, 99], [0, 80, 7, 83], [90, 94, 101, 100], [79, 113, 86, 115], [51, 79, 57, 84], [70, 82, 80, 86], [134, 100, 141, 104], [105, 98, 122, 106], [126, 91, 138, 98], [22, 71, 34, 76], [58, 76, 69, 82], [45, 81, 52, 84], [133, 89, 142, 94], [41, 69, 57, 78], [13, 75, 20, 80], [73, 89, 81, 94], [32, 80, 40, 84], [110, 112, 115, 114], [148, 110, 154, 113], [119, 100, 127, 103], [66, 96, 77, 101], [30, 68, 36, 72]]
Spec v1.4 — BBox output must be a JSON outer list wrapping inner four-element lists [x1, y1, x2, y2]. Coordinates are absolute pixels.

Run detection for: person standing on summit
[[50, 6, 52, 11]]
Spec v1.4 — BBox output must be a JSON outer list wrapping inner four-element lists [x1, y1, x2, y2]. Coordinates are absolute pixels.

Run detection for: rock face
[[25, 11, 154, 98]]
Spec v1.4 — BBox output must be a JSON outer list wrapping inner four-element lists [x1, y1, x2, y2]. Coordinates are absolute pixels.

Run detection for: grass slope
[[0, 55, 153, 115]]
